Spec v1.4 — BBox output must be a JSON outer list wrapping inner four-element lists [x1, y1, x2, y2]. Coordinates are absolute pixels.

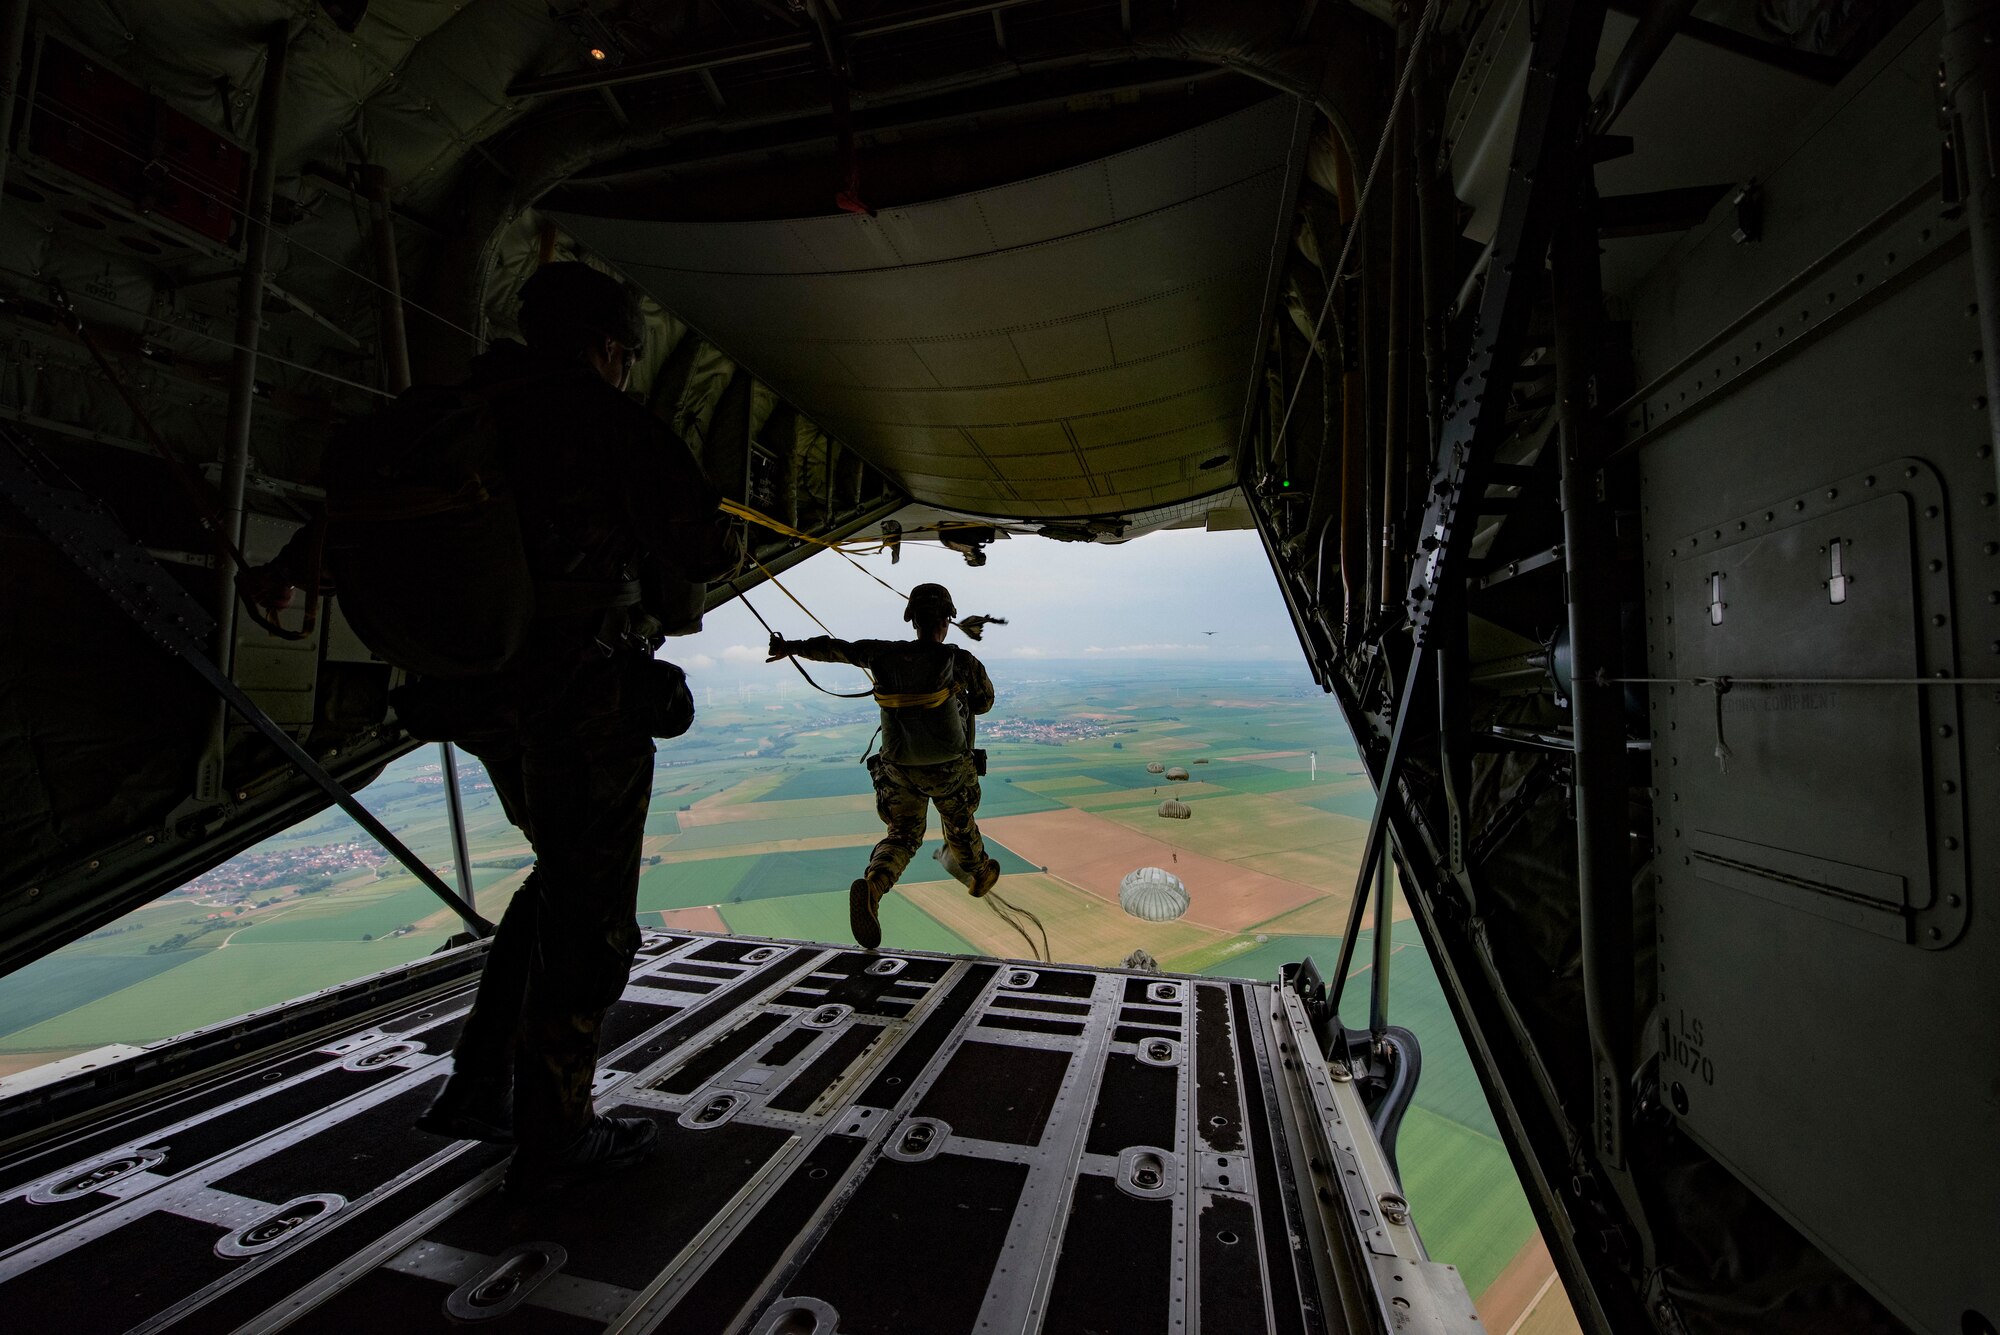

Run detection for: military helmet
[[518, 261, 645, 354], [904, 582, 956, 624]]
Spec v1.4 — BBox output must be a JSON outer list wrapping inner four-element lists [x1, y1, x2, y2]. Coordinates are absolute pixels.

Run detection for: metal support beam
[[1553, 172, 1635, 1170], [215, 26, 288, 670], [1945, 0, 2000, 500], [1435, 615, 1471, 873], [439, 745, 477, 916], [1589, 0, 1697, 133], [1604, 0, 1843, 82], [1380, 0, 1417, 619], [201, 25, 287, 804], [356, 160, 479, 921], [0, 0, 31, 196], [1333, 0, 1610, 1016], [359, 165, 411, 396], [1368, 835, 1393, 1047], [697, 67, 726, 109], [0, 432, 492, 936]]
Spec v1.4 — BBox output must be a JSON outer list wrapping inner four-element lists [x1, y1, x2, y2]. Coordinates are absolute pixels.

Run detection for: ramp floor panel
[[0, 931, 1349, 1334]]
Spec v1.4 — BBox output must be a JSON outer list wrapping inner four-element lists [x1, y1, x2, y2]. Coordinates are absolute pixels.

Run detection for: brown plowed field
[[1477, 1235, 1549, 1332], [1101, 794, 1360, 863], [653, 832, 874, 863], [1476, 1234, 1580, 1335], [656, 905, 729, 933], [981, 809, 1320, 932], [677, 793, 873, 827]]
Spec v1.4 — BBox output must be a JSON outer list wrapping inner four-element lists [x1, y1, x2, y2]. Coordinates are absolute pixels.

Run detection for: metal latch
[[1708, 572, 1726, 625], [1826, 538, 1848, 604]]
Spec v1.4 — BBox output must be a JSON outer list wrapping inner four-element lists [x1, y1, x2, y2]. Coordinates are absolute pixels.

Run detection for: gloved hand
[[766, 632, 790, 662]]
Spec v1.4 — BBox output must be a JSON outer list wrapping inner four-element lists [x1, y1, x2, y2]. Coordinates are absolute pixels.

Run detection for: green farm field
[[0, 660, 1553, 1314]]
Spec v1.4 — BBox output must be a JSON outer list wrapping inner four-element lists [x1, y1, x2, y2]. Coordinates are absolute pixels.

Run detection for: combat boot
[[503, 1114, 659, 1199], [849, 871, 891, 949], [415, 1070, 514, 1144], [969, 857, 1002, 899]]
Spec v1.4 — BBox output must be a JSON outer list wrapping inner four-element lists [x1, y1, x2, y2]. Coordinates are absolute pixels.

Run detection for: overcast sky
[[670, 526, 1307, 676]]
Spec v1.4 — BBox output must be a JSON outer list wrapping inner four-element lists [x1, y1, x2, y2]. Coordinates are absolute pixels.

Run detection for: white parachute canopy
[[1158, 799, 1192, 819], [1145, 761, 1166, 774], [1119, 866, 1190, 922], [1164, 766, 1190, 781]]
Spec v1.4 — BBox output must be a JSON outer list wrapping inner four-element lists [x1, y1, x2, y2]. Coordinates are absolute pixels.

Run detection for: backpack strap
[[871, 649, 960, 709], [871, 685, 953, 709]]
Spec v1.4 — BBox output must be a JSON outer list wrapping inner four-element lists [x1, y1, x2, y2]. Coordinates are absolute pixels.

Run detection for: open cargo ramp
[[0, 932, 1474, 1335]]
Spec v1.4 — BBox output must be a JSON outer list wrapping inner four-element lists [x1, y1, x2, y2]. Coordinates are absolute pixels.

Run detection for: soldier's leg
[[925, 757, 989, 873], [420, 737, 529, 1140], [510, 721, 655, 1151], [867, 757, 929, 888]]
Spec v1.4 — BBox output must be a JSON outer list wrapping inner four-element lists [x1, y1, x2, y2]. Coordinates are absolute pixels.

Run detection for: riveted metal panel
[[1637, 96, 2000, 1327]]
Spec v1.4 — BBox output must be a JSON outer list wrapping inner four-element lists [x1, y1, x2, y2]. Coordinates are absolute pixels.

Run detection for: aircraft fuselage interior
[[0, 1, 1993, 1333]]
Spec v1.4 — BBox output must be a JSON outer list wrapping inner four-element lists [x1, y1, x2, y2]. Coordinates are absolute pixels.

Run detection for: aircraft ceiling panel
[[1103, 269, 1264, 360], [820, 341, 941, 391], [1103, 137, 1201, 219], [1066, 383, 1235, 448], [602, 172, 1283, 341], [793, 339, 1244, 432], [1008, 317, 1118, 380], [1087, 421, 1236, 473], [907, 333, 1032, 387], [963, 421, 1081, 457], [557, 96, 1302, 520], [894, 452, 1007, 482], [1004, 478, 1099, 502], [971, 160, 1120, 248]]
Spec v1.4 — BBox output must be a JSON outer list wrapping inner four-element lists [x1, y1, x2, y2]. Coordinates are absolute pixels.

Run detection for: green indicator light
[[1281, 479, 1292, 488]]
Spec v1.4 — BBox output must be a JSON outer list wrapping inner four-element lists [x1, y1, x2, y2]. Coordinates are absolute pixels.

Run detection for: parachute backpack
[[323, 383, 536, 678], [322, 263, 645, 679]]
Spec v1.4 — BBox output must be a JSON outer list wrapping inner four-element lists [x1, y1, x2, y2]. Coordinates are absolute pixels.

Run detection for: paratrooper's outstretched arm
[[776, 635, 872, 668], [964, 654, 996, 715]]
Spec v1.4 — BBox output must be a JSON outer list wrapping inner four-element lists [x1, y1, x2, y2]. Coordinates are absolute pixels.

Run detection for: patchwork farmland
[[0, 660, 1559, 1321]]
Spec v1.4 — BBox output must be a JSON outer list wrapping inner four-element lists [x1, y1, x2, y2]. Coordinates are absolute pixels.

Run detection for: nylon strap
[[871, 686, 952, 709]]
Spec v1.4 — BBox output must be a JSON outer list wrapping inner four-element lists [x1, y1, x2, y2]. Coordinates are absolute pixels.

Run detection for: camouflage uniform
[[867, 753, 986, 887], [406, 338, 732, 1151], [786, 635, 995, 893]]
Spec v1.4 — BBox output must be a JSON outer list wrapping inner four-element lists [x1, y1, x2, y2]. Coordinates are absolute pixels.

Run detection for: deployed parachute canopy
[[1158, 799, 1191, 819], [1145, 761, 1166, 774], [1164, 766, 1190, 781], [1119, 866, 1190, 922]]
